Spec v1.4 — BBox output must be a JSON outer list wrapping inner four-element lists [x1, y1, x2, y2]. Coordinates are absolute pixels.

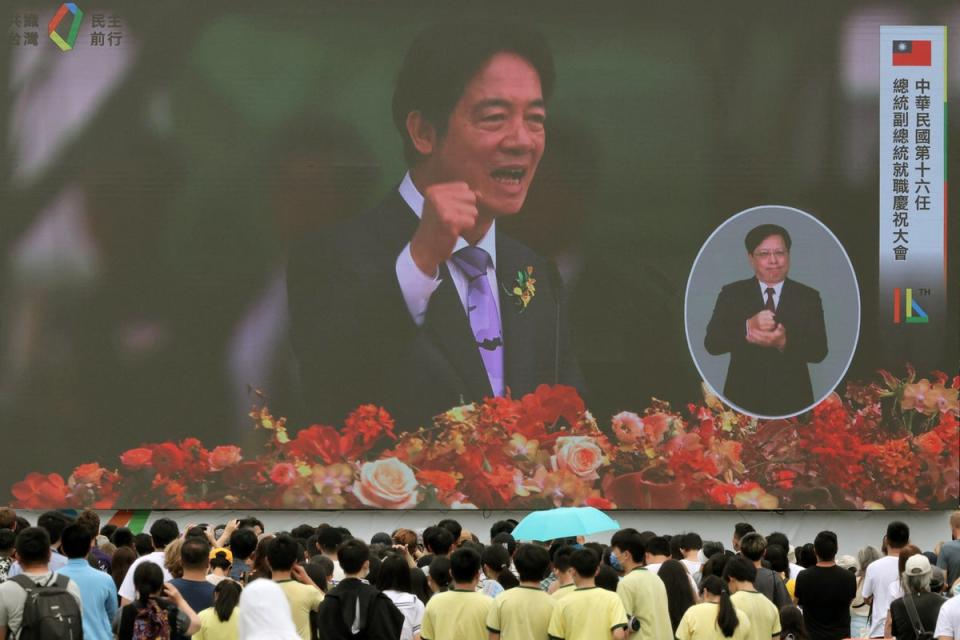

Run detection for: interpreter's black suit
[[286, 189, 584, 429], [704, 277, 827, 416]]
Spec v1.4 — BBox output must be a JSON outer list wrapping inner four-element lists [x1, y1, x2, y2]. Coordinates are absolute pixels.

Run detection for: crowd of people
[[0, 506, 959, 640]]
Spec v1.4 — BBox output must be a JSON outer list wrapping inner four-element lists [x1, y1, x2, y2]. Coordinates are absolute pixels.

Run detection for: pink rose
[[353, 458, 419, 509], [553, 436, 605, 480], [611, 412, 644, 444], [209, 445, 242, 471]]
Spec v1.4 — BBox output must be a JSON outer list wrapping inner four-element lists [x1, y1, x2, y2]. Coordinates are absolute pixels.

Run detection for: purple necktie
[[450, 246, 504, 396]]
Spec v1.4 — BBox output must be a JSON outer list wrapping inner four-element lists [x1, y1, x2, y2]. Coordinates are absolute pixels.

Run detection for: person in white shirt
[[118, 517, 180, 604], [934, 591, 960, 640], [862, 521, 910, 638]]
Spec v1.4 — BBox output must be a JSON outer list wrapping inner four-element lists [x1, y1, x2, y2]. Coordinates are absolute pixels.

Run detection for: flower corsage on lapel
[[503, 266, 536, 312]]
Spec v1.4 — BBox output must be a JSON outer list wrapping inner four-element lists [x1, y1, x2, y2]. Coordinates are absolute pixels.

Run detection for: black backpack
[[10, 574, 83, 640]]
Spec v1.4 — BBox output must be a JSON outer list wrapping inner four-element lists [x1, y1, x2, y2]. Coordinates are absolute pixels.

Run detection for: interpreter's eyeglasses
[[752, 249, 788, 260]]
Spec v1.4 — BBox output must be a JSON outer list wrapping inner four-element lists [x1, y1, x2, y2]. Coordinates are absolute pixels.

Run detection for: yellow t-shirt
[[676, 602, 753, 640], [194, 607, 240, 640], [277, 580, 324, 640], [730, 591, 780, 640], [616, 567, 673, 640], [487, 585, 555, 640], [552, 583, 577, 601], [422, 589, 492, 640], [548, 586, 629, 640]]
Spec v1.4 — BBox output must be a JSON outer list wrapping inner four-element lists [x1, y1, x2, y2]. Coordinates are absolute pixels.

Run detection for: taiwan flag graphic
[[893, 40, 932, 66]]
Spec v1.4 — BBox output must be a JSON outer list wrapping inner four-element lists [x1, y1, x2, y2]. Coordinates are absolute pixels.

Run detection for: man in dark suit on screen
[[704, 224, 827, 417], [287, 21, 583, 429]]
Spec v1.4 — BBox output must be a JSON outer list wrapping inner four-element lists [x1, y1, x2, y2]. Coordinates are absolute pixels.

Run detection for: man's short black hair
[[813, 531, 838, 562], [292, 524, 316, 541], [492, 532, 517, 557], [681, 532, 703, 551], [0, 529, 15, 552], [745, 224, 792, 254], [230, 528, 258, 560], [437, 519, 462, 542], [338, 539, 370, 575], [267, 533, 300, 572], [134, 533, 154, 556], [99, 524, 117, 539], [15, 527, 51, 566], [514, 543, 550, 582], [60, 523, 93, 559], [886, 521, 910, 547], [552, 545, 576, 572], [111, 527, 134, 549], [449, 547, 482, 583], [181, 537, 211, 570], [238, 517, 264, 532], [739, 532, 767, 561], [317, 524, 345, 553], [723, 555, 758, 583], [392, 19, 555, 165], [490, 520, 517, 540], [149, 518, 179, 549], [766, 532, 789, 551], [37, 511, 70, 545], [610, 529, 645, 564], [702, 540, 725, 558], [423, 526, 454, 556], [570, 547, 600, 578], [646, 536, 671, 557], [733, 522, 756, 541]]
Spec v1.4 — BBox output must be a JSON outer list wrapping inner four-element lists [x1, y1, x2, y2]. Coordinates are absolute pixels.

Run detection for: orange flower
[[732, 483, 779, 509], [70, 463, 106, 485], [151, 443, 186, 476], [209, 446, 242, 471], [12, 473, 69, 508], [416, 469, 459, 494], [120, 447, 153, 469]]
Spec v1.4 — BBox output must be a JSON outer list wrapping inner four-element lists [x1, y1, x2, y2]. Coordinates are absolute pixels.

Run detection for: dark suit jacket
[[286, 189, 583, 429], [704, 277, 827, 416]]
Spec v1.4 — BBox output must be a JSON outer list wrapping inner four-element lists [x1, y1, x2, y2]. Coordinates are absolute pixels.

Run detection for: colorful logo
[[48, 3, 84, 51], [893, 288, 929, 324]]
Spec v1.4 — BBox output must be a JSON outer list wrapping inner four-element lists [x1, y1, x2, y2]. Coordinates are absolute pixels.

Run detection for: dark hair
[[377, 553, 413, 593], [14, 516, 30, 534], [660, 559, 697, 632], [779, 605, 810, 640], [739, 532, 767, 561], [210, 549, 232, 572], [181, 537, 211, 570], [681, 533, 703, 552], [37, 511, 70, 545], [251, 535, 274, 580], [702, 575, 740, 638], [371, 532, 393, 547], [570, 547, 600, 578], [0, 508, 16, 530], [317, 525, 345, 553], [366, 553, 382, 585], [111, 527, 135, 549], [267, 534, 299, 572], [490, 520, 517, 540], [596, 564, 619, 592], [99, 524, 118, 540], [134, 533, 154, 556], [338, 539, 370, 575], [76, 510, 101, 539], [765, 544, 789, 576], [429, 556, 452, 591], [238, 517, 264, 532], [0, 529, 15, 552], [898, 545, 922, 576], [134, 561, 164, 604], [670, 535, 684, 560], [797, 544, 817, 569], [723, 556, 758, 583], [392, 20, 555, 165], [450, 547, 481, 583], [111, 547, 136, 590], [303, 562, 328, 592], [185, 525, 208, 540], [423, 526, 454, 556], [552, 545, 576, 573], [702, 541, 725, 558], [60, 523, 93, 559], [886, 521, 910, 548], [610, 529, 645, 564], [647, 536, 671, 558], [766, 532, 790, 551], [492, 532, 517, 557], [482, 543, 510, 573], [230, 528, 258, 560], [15, 527, 51, 566], [733, 523, 756, 541], [701, 552, 732, 583], [292, 524, 316, 541], [437, 519, 463, 542], [745, 225, 792, 254], [149, 518, 179, 549], [213, 580, 242, 622], [514, 544, 550, 582], [813, 531, 838, 562]]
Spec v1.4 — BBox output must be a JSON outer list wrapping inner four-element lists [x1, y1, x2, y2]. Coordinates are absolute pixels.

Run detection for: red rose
[[289, 425, 342, 463], [270, 463, 298, 486], [585, 495, 616, 509], [11, 473, 69, 509], [209, 445, 242, 471], [416, 469, 460, 494], [70, 463, 106, 485], [120, 447, 153, 470], [151, 443, 187, 476]]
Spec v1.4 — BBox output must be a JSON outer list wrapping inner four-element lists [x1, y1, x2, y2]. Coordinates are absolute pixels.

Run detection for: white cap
[[904, 554, 931, 576]]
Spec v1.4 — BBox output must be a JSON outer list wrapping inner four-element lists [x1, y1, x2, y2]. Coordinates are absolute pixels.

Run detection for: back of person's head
[[813, 531, 838, 562], [898, 544, 922, 575], [210, 548, 233, 572], [0, 529, 14, 553], [702, 540, 725, 558], [365, 553, 382, 585], [310, 554, 334, 580], [902, 554, 932, 594], [481, 543, 511, 580], [951, 510, 960, 531], [930, 567, 946, 593], [14, 516, 30, 534], [437, 518, 462, 542], [338, 538, 370, 575], [744, 225, 791, 254], [371, 532, 393, 547], [239, 578, 298, 638], [164, 538, 185, 578], [765, 544, 789, 575], [669, 535, 684, 560], [490, 519, 517, 540], [392, 20, 555, 166], [149, 517, 179, 549], [570, 547, 600, 578], [230, 527, 259, 560], [99, 523, 117, 539], [303, 561, 328, 592], [316, 524, 345, 553], [779, 604, 809, 640], [214, 579, 242, 623], [702, 552, 731, 582], [429, 556, 452, 591], [492, 532, 517, 557], [611, 529, 645, 564], [681, 532, 703, 552], [596, 564, 619, 591], [424, 525, 454, 556], [796, 543, 817, 568], [514, 544, 550, 583], [739, 532, 766, 561], [267, 533, 300, 572], [450, 547, 481, 583], [886, 521, 910, 548], [133, 561, 164, 604], [766, 532, 790, 551], [377, 552, 413, 593], [392, 528, 419, 556], [37, 511, 70, 545], [181, 536, 211, 571], [291, 524, 316, 541], [702, 575, 740, 638], [15, 527, 51, 566], [0, 507, 15, 530], [733, 522, 756, 542], [238, 517, 265, 533], [74, 509, 100, 538], [647, 535, 671, 558], [660, 559, 697, 630], [723, 556, 758, 583], [552, 544, 576, 573], [111, 527, 135, 549], [60, 522, 93, 560], [584, 542, 608, 565]]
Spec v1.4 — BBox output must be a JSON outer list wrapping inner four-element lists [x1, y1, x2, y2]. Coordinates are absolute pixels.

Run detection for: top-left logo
[[48, 3, 84, 51]]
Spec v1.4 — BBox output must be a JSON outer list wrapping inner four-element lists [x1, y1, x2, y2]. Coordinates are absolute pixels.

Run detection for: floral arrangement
[[9, 367, 958, 510]]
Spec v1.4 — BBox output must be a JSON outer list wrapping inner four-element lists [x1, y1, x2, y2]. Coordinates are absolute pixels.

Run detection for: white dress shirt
[[757, 279, 784, 310]]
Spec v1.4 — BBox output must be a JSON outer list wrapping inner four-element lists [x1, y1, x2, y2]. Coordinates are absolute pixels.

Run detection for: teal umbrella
[[510, 507, 621, 541]]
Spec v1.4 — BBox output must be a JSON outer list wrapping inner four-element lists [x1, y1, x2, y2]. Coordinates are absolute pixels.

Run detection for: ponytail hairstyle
[[778, 605, 809, 640], [132, 562, 164, 606], [213, 580, 242, 622], [701, 575, 739, 638], [481, 544, 511, 584]]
